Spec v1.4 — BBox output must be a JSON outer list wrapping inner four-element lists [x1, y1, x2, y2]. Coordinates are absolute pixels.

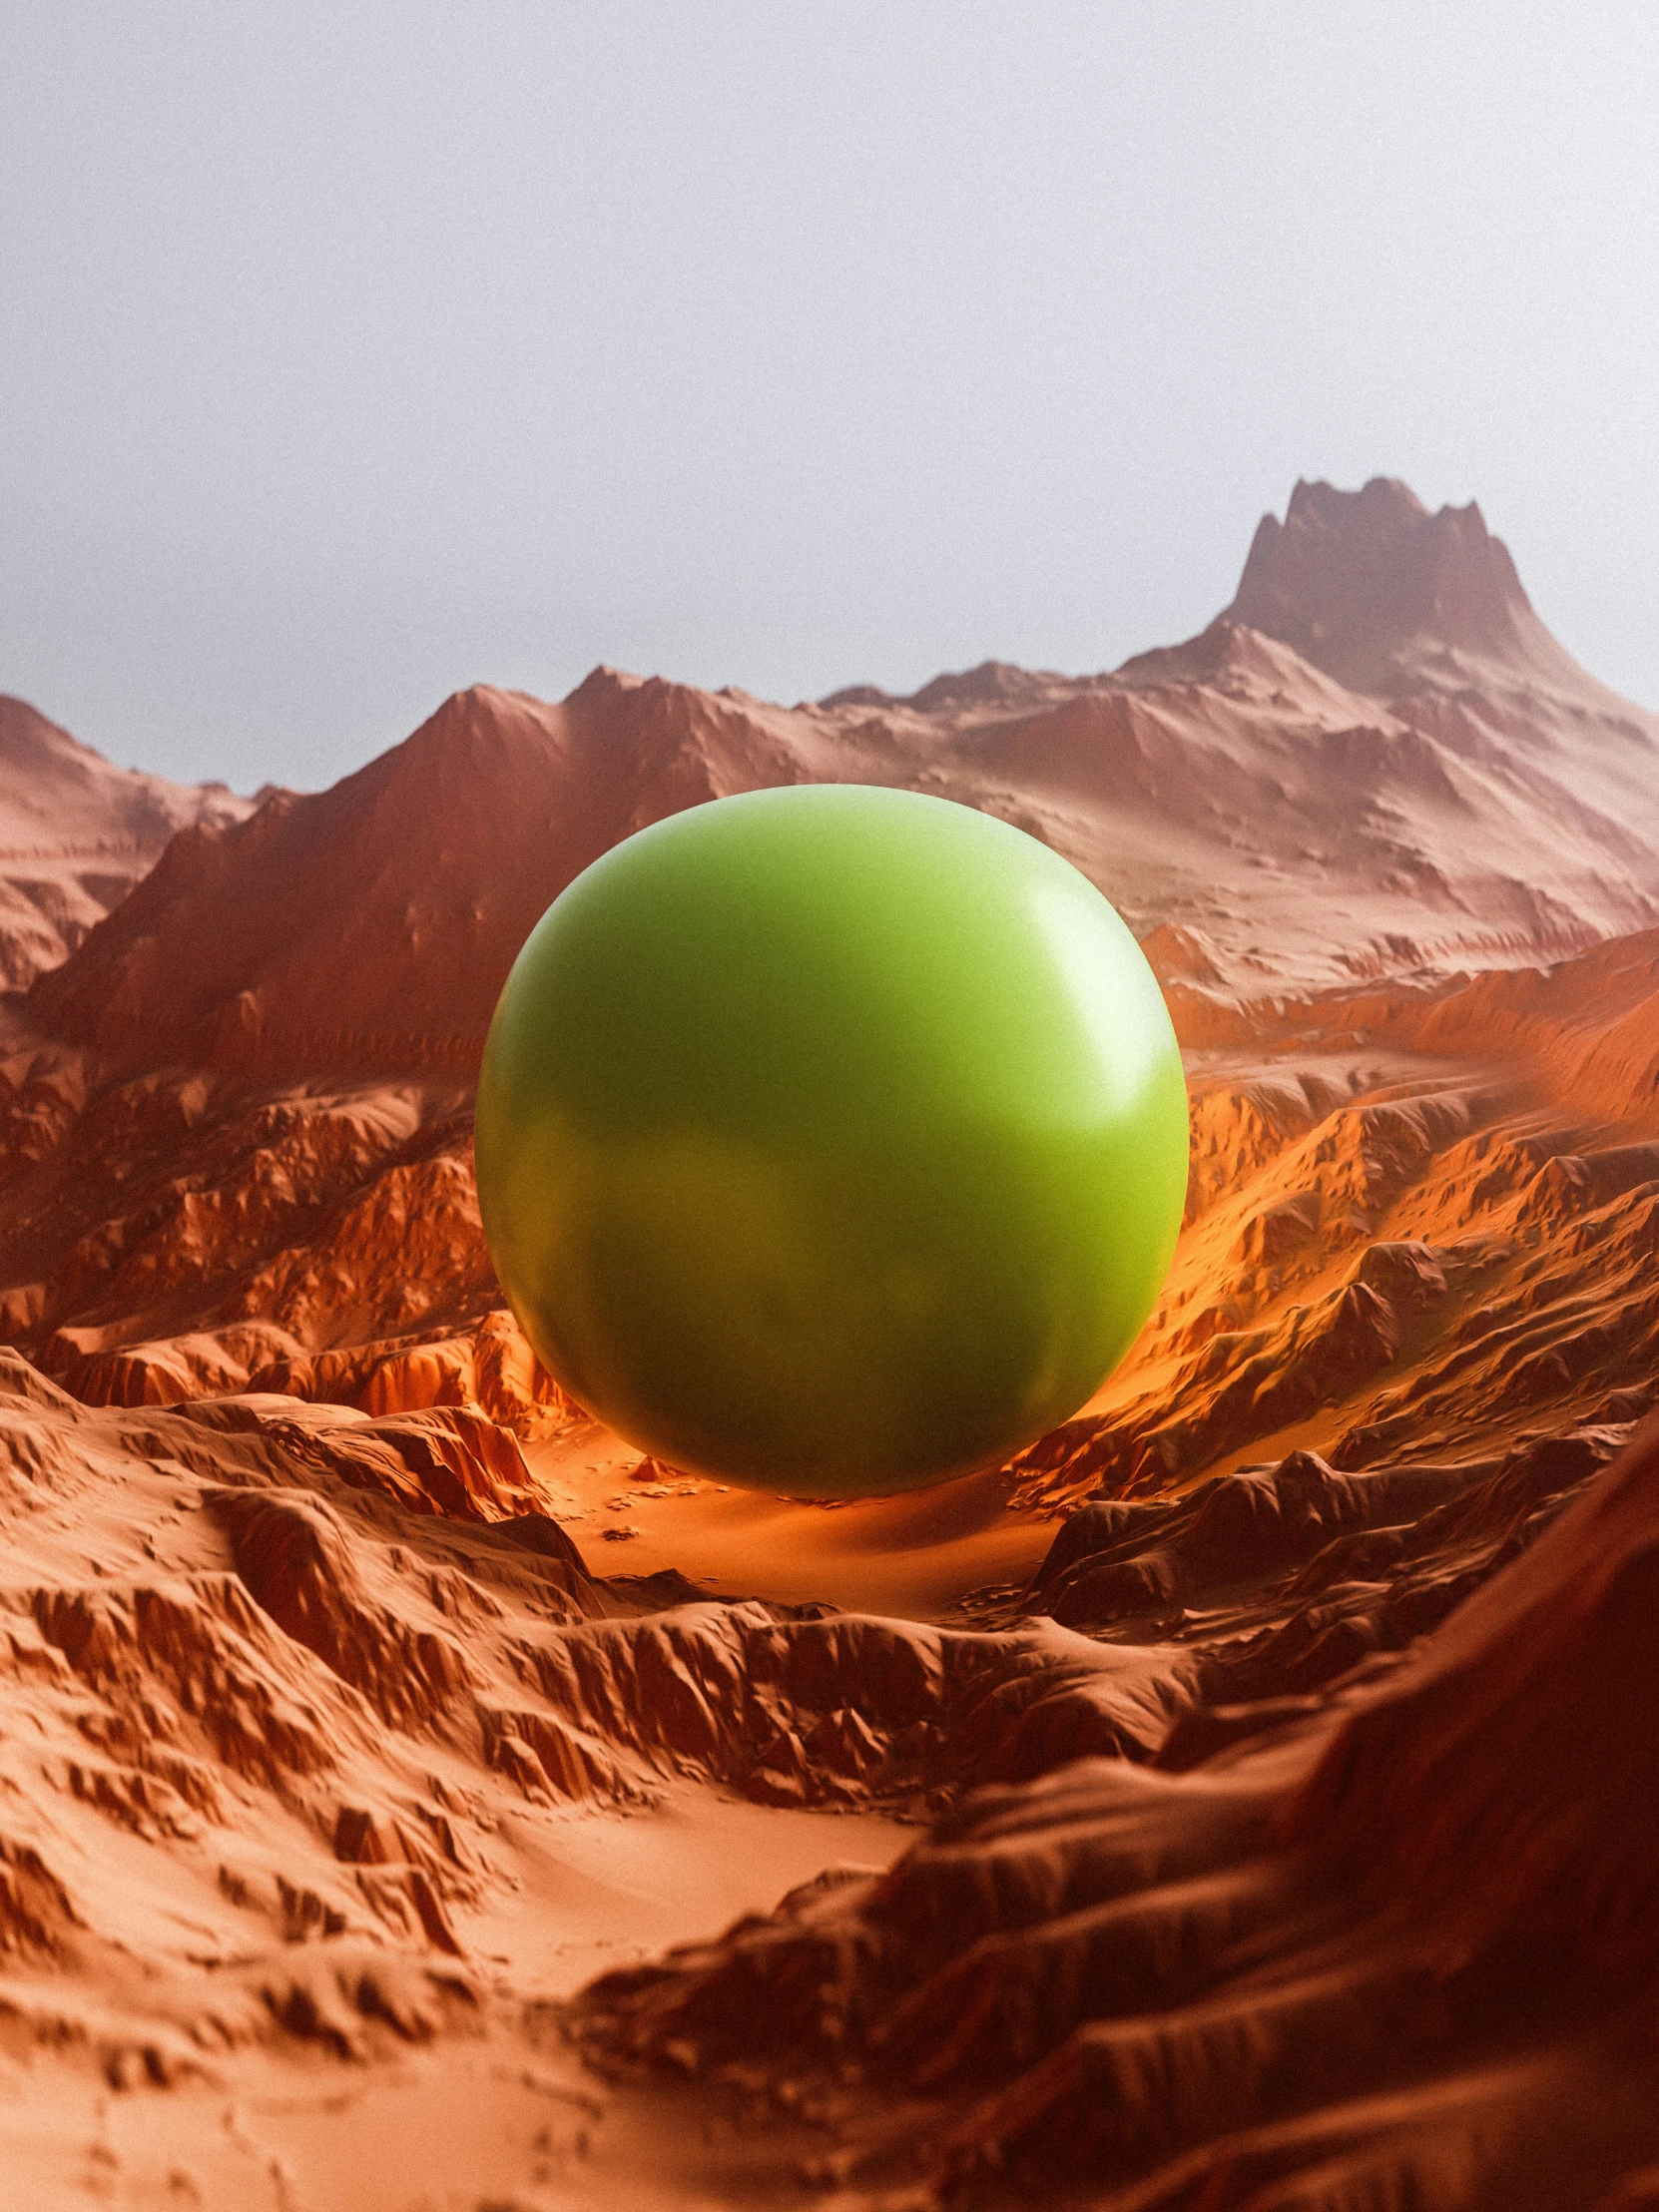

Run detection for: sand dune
[[3, 480, 1659, 2205]]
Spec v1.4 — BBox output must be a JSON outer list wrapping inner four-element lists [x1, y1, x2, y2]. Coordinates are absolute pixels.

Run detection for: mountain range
[[3, 480, 1659, 2208], [21, 476, 1659, 1073]]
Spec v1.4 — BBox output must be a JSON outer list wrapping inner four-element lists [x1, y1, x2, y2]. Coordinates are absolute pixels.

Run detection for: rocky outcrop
[[577, 1415, 1659, 2211]]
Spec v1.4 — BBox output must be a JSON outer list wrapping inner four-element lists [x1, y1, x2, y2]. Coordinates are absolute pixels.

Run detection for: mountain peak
[[1287, 475, 1430, 529], [1221, 476, 1560, 691], [0, 696, 260, 990]]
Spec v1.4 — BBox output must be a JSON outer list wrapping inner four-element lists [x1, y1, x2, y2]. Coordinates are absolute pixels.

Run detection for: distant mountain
[[1220, 475, 1602, 695], [29, 483, 1659, 1073], [0, 697, 257, 989], [28, 674, 822, 1070], [821, 660, 1061, 713]]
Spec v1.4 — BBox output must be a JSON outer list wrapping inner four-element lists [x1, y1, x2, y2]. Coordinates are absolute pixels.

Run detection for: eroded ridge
[[577, 1414, 1659, 2211]]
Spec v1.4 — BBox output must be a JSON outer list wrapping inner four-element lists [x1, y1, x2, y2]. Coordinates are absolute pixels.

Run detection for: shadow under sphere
[[474, 786, 1189, 1497]]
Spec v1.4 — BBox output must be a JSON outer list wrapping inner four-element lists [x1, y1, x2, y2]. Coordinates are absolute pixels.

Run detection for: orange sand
[[2, 478, 1658, 2207]]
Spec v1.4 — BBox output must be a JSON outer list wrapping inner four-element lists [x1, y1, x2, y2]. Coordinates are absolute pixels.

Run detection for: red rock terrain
[[28, 479, 1659, 1077], [0, 696, 257, 991], [1, 480, 1657, 2206]]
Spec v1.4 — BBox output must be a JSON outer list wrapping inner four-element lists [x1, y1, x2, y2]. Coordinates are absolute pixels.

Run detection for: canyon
[[1, 478, 1656, 2209]]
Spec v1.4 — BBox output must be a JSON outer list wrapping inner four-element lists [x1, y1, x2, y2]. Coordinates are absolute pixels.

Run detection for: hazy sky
[[4, 4, 1656, 791]]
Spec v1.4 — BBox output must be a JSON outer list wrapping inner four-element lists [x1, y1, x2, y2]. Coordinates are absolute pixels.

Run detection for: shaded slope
[[0, 695, 255, 989], [578, 1414, 1659, 2211], [28, 674, 843, 1073]]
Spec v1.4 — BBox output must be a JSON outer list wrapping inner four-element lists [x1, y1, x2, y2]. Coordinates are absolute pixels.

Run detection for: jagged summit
[[820, 659, 1058, 714], [1218, 474, 1588, 694], [831, 478, 1620, 717]]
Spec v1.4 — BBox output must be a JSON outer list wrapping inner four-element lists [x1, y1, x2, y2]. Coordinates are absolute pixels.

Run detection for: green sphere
[[474, 786, 1187, 1497]]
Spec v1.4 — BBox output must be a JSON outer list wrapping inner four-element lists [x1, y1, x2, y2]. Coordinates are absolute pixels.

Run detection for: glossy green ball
[[475, 786, 1188, 1496]]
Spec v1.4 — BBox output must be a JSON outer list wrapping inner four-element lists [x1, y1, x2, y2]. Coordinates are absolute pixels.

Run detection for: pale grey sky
[[3, 3, 1656, 790]]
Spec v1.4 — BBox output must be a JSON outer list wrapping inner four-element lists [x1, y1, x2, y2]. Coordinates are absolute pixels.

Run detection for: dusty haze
[[3, 5, 1657, 790]]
